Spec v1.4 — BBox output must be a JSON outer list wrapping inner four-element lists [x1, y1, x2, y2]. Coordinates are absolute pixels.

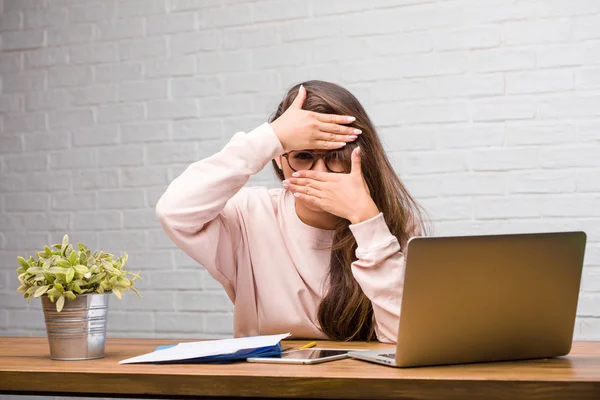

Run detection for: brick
[[108, 312, 154, 332], [471, 49, 535, 72], [253, 0, 308, 22], [0, 10, 23, 31], [74, 170, 120, 190], [461, 1, 533, 24], [171, 31, 221, 55], [534, 0, 600, 17], [118, 80, 167, 102], [119, 166, 169, 189], [97, 146, 144, 167], [173, 250, 201, 268], [7, 310, 46, 330], [505, 121, 574, 145], [5, 194, 48, 212], [49, 149, 98, 170], [51, 192, 96, 211], [126, 250, 172, 270], [97, 18, 144, 40], [223, 71, 278, 94], [69, 85, 118, 106], [149, 271, 203, 290], [225, 25, 280, 49], [0, 53, 23, 73], [369, 32, 432, 57], [24, 48, 69, 68], [2, 71, 44, 93], [540, 196, 600, 218], [437, 173, 507, 196], [171, 76, 221, 98], [203, 313, 233, 334], [0, 212, 70, 231], [124, 210, 160, 229], [70, 43, 119, 64], [435, 26, 500, 50], [4, 232, 49, 251], [400, 151, 469, 175], [147, 188, 167, 208], [197, 51, 251, 74], [1, 30, 44, 51], [3, 153, 47, 172], [23, 7, 68, 29], [199, 95, 252, 117], [537, 43, 600, 68], [581, 268, 600, 292], [539, 96, 600, 119], [172, 119, 223, 141], [0, 94, 23, 113], [98, 103, 144, 123], [436, 124, 505, 149], [117, 0, 165, 17], [146, 143, 198, 165], [74, 211, 122, 230], [171, 0, 220, 10], [404, 102, 469, 124], [119, 37, 168, 61], [98, 189, 146, 209], [155, 312, 204, 333], [2, 112, 45, 133], [0, 136, 22, 153], [472, 98, 537, 122], [253, 43, 311, 69], [177, 292, 232, 312], [198, 4, 252, 28], [573, 14, 600, 40], [146, 100, 198, 120], [310, 37, 372, 64], [471, 148, 538, 171], [24, 132, 70, 152], [473, 196, 540, 220], [24, 172, 71, 192], [121, 123, 169, 143], [580, 318, 600, 340], [144, 57, 196, 78], [71, 1, 117, 23], [503, 18, 571, 45], [509, 171, 576, 194], [95, 62, 142, 83], [222, 117, 266, 141], [47, 65, 94, 88], [576, 68, 600, 89], [49, 232, 98, 251], [4, 0, 45, 11], [540, 146, 600, 168], [146, 13, 196, 34], [47, 24, 95, 46], [506, 70, 572, 94], [578, 171, 600, 192], [48, 109, 94, 129], [112, 291, 174, 312], [419, 197, 473, 221], [25, 89, 69, 111], [99, 231, 148, 251], [72, 125, 119, 147], [148, 228, 177, 249]]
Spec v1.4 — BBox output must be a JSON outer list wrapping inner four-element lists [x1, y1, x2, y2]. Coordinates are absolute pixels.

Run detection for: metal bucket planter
[[42, 293, 109, 360]]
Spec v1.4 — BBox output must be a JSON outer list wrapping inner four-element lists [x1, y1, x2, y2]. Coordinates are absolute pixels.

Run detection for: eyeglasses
[[282, 150, 348, 173]]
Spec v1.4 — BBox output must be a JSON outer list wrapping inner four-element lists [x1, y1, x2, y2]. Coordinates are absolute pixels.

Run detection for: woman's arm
[[349, 213, 416, 343], [155, 122, 284, 299]]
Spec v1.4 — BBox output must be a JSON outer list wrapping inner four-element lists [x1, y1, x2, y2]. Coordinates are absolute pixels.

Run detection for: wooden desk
[[1, 337, 599, 399]]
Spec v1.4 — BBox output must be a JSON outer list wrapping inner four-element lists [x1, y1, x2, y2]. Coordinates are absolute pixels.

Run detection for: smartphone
[[246, 348, 349, 365]]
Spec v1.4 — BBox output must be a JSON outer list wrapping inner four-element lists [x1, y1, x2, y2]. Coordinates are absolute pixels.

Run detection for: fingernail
[[348, 116, 356, 122], [292, 172, 299, 177], [350, 136, 358, 140], [354, 129, 362, 134], [282, 180, 290, 188], [300, 84, 304, 91], [293, 192, 301, 197]]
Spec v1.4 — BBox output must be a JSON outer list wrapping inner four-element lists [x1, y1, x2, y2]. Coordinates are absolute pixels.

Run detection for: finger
[[292, 170, 332, 182], [293, 192, 323, 208], [319, 121, 362, 136], [287, 183, 322, 198], [290, 84, 306, 109], [351, 146, 362, 175], [317, 131, 358, 143], [285, 178, 326, 190], [315, 113, 356, 125], [313, 140, 347, 151]]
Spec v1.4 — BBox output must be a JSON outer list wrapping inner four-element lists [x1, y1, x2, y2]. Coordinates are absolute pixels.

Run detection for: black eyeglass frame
[[281, 151, 347, 173]]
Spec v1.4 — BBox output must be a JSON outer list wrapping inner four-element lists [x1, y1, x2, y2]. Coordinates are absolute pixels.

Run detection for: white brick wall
[[1, 0, 599, 348]]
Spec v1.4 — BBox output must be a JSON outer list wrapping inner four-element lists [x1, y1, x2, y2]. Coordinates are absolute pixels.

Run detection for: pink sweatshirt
[[156, 122, 410, 343]]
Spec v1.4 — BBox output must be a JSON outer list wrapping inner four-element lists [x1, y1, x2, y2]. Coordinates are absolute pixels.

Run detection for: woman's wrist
[[348, 201, 380, 225]]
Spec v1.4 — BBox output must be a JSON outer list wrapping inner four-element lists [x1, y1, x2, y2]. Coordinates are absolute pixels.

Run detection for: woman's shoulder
[[230, 186, 286, 214]]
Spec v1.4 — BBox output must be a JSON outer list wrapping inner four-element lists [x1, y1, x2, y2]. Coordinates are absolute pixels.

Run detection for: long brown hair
[[269, 81, 428, 341]]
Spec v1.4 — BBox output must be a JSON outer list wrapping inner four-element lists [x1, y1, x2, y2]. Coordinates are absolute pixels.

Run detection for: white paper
[[119, 333, 291, 364]]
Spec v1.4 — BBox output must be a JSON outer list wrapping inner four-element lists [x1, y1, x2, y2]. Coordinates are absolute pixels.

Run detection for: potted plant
[[16, 234, 141, 360]]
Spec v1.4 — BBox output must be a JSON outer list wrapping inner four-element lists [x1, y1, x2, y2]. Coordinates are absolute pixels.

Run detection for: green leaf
[[68, 250, 77, 266], [54, 283, 64, 293], [44, 245, 53, 256], [27, 267, 43, 275], [17, 284, 28, 294], [112, 288, 122, 299], [34, 285, 50, 298], [56, 259, 71, 269], [71, 282, 83, 294], [131, 287, 142, 298], [74, 264, 89, 274], [48, 267, 68, 275], [61, 235, 69, 254], [66, 267, 75, 283], [17, 256, 30, 269], [63, 290, 76, 300], [121, 253, 128, 268], [56, 295, 65, 312]]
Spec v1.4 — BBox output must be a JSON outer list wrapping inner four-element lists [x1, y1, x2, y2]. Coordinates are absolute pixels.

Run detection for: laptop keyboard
[[380, 353, 396, 359]]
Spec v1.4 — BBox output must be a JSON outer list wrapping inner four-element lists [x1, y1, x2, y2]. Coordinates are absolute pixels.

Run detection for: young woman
[[156, 80, 427, 343]]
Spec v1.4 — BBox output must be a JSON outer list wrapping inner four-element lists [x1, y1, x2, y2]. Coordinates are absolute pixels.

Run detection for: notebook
[[118, 333, 290, 364]]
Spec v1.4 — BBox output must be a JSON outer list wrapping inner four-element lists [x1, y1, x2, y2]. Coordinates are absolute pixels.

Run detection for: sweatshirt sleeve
[[155, 122, 284, 299], [349, 213, 418, 344]]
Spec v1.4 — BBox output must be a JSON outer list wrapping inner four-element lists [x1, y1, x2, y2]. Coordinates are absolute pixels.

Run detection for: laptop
[[348, 231, 587, 368]]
